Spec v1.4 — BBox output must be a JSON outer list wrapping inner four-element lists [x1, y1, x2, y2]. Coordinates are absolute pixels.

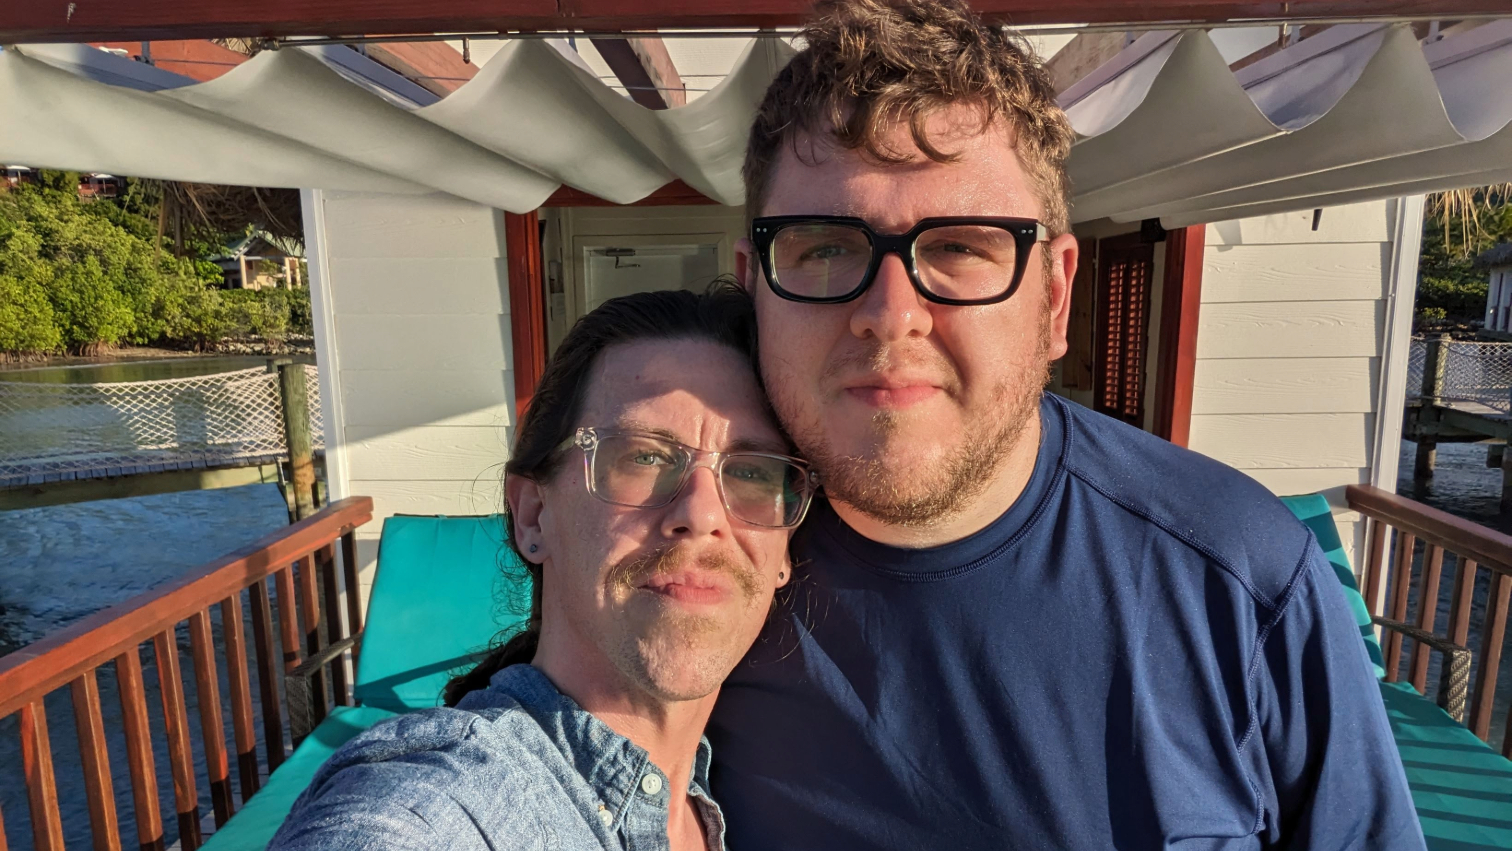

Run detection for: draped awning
[[1, 20, 1509, 227]]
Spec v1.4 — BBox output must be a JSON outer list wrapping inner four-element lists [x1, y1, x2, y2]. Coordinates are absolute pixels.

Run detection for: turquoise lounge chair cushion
[[1380, 680, 1512, 849], [354, 514, 531, 713], [199, 705, 399, 851], [1279, 493, 1387, 679]]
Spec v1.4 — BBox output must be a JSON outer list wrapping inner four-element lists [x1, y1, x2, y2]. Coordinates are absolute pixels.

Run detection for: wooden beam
[[505, 211, 549, 419], [1153, 224, 1204, 446], [543, 179, 719, 207], [590, 34, 686, 109], [365, 41, 476, 96], [5, 2, 1508, 43]]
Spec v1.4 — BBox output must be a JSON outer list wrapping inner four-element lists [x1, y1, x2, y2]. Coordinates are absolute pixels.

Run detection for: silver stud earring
[[529, 544, 538, 553]]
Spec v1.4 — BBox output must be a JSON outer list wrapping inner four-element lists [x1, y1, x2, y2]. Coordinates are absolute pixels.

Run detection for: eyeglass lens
[[771, 222, 1023, 301], [589, 433, 808, 527]]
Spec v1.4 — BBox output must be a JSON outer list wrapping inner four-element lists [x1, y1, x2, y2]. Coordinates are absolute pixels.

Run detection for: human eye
[[724, 458, 778, 483]]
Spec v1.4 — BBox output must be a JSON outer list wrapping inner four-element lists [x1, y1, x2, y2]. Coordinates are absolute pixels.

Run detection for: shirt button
[[640, 773, 664, 795], [598, 808, 613, 827]]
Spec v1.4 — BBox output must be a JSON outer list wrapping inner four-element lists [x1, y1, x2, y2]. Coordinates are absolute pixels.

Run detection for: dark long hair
[[442, 282, 759, 706]]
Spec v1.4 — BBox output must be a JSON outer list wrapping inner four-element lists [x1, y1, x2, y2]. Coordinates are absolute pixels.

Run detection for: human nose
[[849, 252, 934, 342], [659, 464, 731, 540]]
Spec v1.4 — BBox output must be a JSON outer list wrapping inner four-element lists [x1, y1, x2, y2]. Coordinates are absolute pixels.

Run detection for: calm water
[[0, 355, 304, 385], [0, 421, 1509, 844]]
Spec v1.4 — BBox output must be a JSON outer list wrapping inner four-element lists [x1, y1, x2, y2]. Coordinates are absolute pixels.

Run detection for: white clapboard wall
[[1189, 198, 1420, 570], [307, 190, 515, 595]]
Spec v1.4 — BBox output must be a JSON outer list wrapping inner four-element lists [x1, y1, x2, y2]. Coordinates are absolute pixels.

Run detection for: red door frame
[[504, 211, 549, 419], [1153, 225, 1205, 447]]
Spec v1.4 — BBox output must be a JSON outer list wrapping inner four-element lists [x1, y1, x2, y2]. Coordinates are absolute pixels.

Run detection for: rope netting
[[1407, 338, 1512, 414], [0, 366, 323, 483]]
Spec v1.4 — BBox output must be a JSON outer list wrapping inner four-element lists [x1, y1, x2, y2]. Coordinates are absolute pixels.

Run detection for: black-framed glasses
[[561, 428, 819, 528], [751, 215, 1050, 306]]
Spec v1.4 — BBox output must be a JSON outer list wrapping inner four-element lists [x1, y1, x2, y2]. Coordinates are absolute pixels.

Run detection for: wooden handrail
[[0, 496, 374, 851], [1346, 484, 1512, 578], [0, 497, 372, 719]]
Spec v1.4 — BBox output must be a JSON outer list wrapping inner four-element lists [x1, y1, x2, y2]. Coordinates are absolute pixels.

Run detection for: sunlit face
[[522, 339, 794, 702], [742, 106, 1077, 526]]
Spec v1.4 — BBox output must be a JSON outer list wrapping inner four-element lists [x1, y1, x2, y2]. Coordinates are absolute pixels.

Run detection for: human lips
[[843, 375, 941, 408], [637, 569, 733, 605]]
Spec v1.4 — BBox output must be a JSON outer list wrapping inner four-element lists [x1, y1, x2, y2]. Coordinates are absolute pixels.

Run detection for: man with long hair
[[708, 1, 1423, 847], [271, 287, 815, 851]]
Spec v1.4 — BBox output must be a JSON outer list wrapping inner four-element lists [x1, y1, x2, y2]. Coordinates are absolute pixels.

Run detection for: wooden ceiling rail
[[591, 33, 686, 109], [5, 2, 1512, 43]]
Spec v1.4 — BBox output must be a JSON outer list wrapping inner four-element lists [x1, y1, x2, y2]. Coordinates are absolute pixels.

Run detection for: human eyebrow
[[614, 420, 684, 444]]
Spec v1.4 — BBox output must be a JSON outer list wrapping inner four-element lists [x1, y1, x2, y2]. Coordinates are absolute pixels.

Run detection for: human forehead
[[577, 339, 783, 451], [762, 114, 1043, 225]]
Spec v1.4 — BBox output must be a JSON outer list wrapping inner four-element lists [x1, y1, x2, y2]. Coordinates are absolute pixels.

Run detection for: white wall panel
[[345, 425, 512, 481], [330, 258, 511, 315], [1189, 413, 1374, 469], [334, 314, 513, 371], [1196, 301, 1382, 360], [1192, 358, 1377, 415], [1204, 200, 1392, 246], [340, 369, 514, 429], [1202, 242, 1387, 303]]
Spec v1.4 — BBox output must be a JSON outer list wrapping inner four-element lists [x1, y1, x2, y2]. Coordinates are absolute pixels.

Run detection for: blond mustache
[[610, 545, 761, 599]]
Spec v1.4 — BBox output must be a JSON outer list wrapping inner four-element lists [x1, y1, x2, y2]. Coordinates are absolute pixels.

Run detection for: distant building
[[1480, 243, 1512, 335], [2, 165, 36, 188], [212, 231, 305, 289], [76, 173, 122, 200]]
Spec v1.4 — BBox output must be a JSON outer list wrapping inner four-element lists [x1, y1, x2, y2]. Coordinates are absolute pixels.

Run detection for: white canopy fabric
[[1, 22, 1508, 226]]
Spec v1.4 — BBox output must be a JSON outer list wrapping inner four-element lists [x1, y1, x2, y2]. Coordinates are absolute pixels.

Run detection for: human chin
[[612, 594, 757, 701]]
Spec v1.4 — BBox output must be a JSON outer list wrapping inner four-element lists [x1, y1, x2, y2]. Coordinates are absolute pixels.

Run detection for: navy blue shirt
[[708, 394, 1423, 849]]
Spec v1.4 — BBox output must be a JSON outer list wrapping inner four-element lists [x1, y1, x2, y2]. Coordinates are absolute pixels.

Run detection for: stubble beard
[[776, 311, 1053, 528], [602, 545, 763, 702]]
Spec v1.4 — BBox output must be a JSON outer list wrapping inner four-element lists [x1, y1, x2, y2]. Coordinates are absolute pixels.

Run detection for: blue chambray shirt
[[270, 664, 728, 850]]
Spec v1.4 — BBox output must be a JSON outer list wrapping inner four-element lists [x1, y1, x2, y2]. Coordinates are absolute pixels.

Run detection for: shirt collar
[[483, 664, 716, 826]]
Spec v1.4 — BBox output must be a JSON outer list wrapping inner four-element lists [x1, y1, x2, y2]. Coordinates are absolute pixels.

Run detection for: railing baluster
[[19, 699, 65, 851], [1409, 544, 1446, 693], [318, 544, 351, 705], [220, 594, 261, 801], [249, 576, 287, 771], [116, 648, 165, 851], [1384, 532, 1417, 681], [341, 530, 365, 669], [1470, 573, 1512, 740], [275, 566, 302, 673], [188, 611, 235, 826], [153, 629, 202, 850], [71, 670, 123, 851], [1362, 518, 1388, 615], [1446, 557, 1478, 649], [297, 554, 330, 723]]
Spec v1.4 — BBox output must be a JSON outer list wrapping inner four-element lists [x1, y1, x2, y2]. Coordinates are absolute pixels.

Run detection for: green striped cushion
[[1280, 493, 1387, 679]]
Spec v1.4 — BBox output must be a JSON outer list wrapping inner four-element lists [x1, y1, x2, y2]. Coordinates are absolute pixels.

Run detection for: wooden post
[[272, 359, 316, 521], [1414, 333, 1450, 486]]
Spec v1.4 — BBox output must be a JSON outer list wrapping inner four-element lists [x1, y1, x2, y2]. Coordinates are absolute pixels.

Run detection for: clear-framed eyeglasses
[[560, 427, 819, 529], [751, 215, 1050, 306]]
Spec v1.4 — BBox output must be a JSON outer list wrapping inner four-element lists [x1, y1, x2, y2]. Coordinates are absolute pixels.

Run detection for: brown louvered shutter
[[1093, 236, 1156, 427]]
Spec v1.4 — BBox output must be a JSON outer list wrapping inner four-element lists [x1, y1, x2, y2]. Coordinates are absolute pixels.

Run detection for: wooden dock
[[1406, 334, 1512, 509]]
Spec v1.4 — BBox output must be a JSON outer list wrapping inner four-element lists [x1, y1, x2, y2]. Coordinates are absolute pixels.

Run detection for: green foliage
[[0, 174, 306, 355], [0, 274, 62, 353], [1417, 192, 1512, 323]]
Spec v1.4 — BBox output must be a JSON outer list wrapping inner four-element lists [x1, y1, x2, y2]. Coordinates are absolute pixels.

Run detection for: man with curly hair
[[708, 1, 1424, 847]]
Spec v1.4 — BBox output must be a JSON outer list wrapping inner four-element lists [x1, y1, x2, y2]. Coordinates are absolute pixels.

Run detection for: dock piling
[[1414, 334, 1451, 486], [272, 359, 317, 521]]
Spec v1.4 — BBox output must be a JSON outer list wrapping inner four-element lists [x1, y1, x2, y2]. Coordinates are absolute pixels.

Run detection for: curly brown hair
[[743, 0, 1074, 235]]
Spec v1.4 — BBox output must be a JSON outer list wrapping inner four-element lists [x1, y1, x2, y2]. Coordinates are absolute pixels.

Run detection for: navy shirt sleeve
[[1251, 538, 1424, 847]]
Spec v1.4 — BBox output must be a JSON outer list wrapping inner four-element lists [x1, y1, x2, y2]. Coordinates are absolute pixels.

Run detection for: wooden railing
[[0, 497, 373, 851], [1348, 484, 1512, 753]]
